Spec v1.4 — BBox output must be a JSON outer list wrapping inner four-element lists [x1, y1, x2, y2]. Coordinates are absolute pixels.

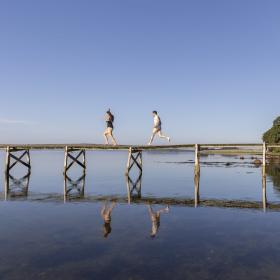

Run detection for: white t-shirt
[[154, 115, 161, 127]]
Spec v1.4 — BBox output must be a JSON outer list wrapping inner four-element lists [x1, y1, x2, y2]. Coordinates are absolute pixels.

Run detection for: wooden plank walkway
[[0, 143, 265, 150]]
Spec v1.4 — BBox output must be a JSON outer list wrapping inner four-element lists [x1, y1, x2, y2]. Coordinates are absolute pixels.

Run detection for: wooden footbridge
[[0, 143, 272, 175], [1, 143, 279, 210]]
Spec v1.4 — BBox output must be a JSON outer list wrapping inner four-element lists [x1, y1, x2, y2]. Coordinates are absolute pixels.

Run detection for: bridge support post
[[195, 144, 200, 166], [194, 144, 200, 207], [263, 142, 266, 167], [125, 147, 142, 176], [64, 146, 86, 175], [5, 146, 31, 175]]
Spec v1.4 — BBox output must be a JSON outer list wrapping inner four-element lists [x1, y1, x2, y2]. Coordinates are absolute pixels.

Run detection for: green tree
[[263, 116, 280, 144]]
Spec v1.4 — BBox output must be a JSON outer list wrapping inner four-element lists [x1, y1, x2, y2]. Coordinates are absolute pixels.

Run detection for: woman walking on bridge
[[104, 109, 117, 145], [148, 111, 171, 145]]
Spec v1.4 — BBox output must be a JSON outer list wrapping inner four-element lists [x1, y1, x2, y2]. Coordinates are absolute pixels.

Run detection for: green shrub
[[263, 116, 280, 144]]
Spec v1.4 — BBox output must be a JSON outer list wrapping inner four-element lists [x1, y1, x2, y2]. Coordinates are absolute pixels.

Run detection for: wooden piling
[[5, 146, 10, 175], [263, 142, 266, 167], [125, 147, 143, 176], [194, 144, 200, 207], [125, 147, 132, 175], [63, 146, 68, 175], [195, 144, 200, 166]]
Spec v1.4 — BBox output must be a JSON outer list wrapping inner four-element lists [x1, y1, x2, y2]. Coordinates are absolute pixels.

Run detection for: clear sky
[[0, 0, 279, 144]]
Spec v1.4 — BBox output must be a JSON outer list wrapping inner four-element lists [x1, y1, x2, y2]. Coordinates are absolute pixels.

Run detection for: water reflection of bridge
[[2, 167, 276, 211]]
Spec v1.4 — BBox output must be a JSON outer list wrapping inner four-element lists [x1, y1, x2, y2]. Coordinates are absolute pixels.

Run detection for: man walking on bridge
[[148, 111, 171, 145], [104, 109, 117, 145]]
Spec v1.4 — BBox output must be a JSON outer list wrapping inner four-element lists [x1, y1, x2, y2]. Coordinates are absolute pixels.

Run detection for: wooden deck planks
[[0, 143, 270, 151]]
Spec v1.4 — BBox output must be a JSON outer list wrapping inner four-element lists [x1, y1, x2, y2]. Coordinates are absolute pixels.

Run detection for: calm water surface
[[0, 150, 280, 279]]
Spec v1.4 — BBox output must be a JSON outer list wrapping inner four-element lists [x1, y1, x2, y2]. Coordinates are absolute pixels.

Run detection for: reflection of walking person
[[147, 204, 169, 238], [104, 109, 117, 145], [148, 111, 170, 145], [101, 202, 116, 238]]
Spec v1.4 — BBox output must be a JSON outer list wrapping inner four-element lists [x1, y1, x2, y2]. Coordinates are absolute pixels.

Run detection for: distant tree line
[[263, 116, 280, 144]]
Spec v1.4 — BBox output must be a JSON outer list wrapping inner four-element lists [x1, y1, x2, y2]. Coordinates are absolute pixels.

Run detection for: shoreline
[[201, 149, 280, 160]]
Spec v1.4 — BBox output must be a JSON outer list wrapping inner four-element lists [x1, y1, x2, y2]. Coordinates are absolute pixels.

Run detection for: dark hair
[[103, 222, 112, 238], [153, 111, 158, 115]]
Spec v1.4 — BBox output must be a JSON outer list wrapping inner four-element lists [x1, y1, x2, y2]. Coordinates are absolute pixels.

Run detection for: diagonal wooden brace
[[64, 146, 86, 175], [5, 146, 31, 174], [125, 147, 143, 175]]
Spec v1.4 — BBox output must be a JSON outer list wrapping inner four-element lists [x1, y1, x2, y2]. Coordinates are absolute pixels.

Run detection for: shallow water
[[0, 150, 280, 279]]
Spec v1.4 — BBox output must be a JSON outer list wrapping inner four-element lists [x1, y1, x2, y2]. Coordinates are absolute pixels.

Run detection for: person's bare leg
[[148, 129, 158, 145], [148, 134, 155, 145], [158, 131, 170, 142], [110, 133, 117, 146], [104, 132, 109, 144]]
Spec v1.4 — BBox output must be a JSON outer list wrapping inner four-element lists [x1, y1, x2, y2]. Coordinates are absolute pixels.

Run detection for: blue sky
[[0, 0, 279, 144]]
